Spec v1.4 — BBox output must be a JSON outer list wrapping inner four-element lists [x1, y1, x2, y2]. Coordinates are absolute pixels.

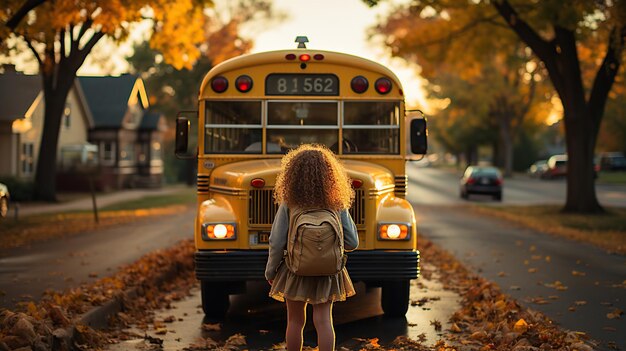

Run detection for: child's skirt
[[269, 263, 356, 304]]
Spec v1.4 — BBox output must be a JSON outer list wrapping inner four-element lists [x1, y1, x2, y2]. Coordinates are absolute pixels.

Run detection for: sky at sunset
[[250, 0, 427, 108], [4, 0, 427, 109]]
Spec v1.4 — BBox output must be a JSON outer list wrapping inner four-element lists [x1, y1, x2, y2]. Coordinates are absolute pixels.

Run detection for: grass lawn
[[100, 189, 196, 211], [0, 189, 196, 249], [470, 205, 626, 254], [597, 171, 626, 185]]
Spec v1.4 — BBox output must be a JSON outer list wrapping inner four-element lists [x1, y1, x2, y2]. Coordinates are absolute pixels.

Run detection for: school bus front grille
[[197, 175, 209, 194], [395, 175, 407, 198], [249, 189, 278, 226], [249, 189, 366, 227], [349, 189, 365, 226]]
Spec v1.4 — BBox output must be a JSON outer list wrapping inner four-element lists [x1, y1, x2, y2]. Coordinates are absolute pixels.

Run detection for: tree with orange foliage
[[1, 0, 211, 201], [371, 4, 549, 176], [126, 0, 277, 184], [367, 0, 626, 213]]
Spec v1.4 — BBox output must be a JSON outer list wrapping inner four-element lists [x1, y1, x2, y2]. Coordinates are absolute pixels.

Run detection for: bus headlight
[[202, 223, 236, 240], [378, 223, 410, 240]]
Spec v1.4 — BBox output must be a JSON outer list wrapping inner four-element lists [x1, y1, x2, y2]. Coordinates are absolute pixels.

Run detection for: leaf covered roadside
[[0, 238, 197, 350], [0, 235, 599, 351], [416, 236, 599, 351]]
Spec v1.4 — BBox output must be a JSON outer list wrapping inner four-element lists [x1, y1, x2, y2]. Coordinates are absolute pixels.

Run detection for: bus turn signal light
[[375, 77, 392, 94], [351, 179, 363, 188], [378, 224, 409, 240], [211, 76, 228, 93], [235, 75, 253, 93]]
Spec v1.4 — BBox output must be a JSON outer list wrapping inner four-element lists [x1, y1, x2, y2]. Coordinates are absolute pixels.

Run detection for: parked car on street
[[0, 183, 9, 218], [598, 152, 626, 171], [528, 160, 548, 178], [542, 154, 568, 179], [460, 166, 503, 201]]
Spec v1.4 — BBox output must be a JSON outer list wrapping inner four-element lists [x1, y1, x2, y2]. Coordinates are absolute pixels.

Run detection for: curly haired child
[[265, 144, 359, 351]]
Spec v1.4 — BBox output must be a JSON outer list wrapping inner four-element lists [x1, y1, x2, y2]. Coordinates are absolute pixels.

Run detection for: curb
[[56, 263, 184, 351]]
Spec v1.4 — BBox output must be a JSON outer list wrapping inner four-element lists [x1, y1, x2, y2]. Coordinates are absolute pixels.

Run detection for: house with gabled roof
[[0, 66, 166, 191], [78, 75, 166, 190], [0, 65, 94, 180]]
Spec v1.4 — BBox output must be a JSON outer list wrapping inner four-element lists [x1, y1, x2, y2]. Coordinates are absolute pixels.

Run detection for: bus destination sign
[[266, 74, 339, 96]]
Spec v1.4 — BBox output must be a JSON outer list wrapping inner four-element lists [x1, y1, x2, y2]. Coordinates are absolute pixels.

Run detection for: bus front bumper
[[195, 250, 420, 281]]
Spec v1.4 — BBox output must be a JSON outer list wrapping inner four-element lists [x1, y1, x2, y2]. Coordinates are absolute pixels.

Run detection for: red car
[[542, 155, 567, 179]]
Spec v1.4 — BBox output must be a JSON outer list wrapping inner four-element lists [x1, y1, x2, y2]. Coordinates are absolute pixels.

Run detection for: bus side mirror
[[175, 117, 190, 158], [410, 118, 428, 155]]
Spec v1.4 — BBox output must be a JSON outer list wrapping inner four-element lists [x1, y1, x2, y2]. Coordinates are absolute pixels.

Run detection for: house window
[[100, 141, 116, 165], [138, 143, 149, 163], [64, 103, 71, 129], [151, 141, 161, 160], [120, 143, 135, 162], [21, 142, 34, 176]]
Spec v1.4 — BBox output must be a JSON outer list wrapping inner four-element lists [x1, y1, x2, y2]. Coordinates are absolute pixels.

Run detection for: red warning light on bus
[[375, 77, 392, 94], [351, 76, 369, 93], [211, 76, 228, 93], [235, 75, 253, 93]]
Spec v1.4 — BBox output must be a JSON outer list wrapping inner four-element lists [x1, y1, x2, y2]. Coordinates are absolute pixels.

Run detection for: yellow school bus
[[176, 37, 427, 318]]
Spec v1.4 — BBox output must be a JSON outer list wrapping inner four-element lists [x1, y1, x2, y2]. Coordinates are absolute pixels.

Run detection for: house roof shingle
[[140, 111, 162, 131], [78, 75, 139, 128], [0, 70, 41, 121]]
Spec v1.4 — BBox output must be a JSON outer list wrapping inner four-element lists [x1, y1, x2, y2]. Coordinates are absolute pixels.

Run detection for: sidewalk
[[15, 186, 186, 217]]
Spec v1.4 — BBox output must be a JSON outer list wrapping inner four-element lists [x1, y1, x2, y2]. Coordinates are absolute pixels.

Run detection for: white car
[[0, 183, 9, 218]]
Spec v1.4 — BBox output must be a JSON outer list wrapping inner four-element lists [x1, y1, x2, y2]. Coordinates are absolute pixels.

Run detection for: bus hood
[[209, 159, 395, 190]]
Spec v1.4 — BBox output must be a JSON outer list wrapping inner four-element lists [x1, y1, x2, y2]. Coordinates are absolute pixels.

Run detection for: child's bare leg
[[312, 301, 334, 351], [286, 299, 307, 351]]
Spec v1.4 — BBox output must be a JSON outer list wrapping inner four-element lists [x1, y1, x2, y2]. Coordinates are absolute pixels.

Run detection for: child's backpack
[[285, 208, 345, 276]]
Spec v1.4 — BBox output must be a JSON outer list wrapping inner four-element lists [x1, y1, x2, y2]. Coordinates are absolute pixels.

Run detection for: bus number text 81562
[[265, 74, 339, 96]]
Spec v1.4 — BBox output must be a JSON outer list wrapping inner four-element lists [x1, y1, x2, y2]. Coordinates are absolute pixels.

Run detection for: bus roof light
[[351, 76, 369, 94], [299, 54, 311, 62], [295, 36, 309, 49], [211, 76, 228, 93], [375, 77, 392, 94], [286, 53, 296, 60], [313, 54, 324, 60], [235, 75, 253, 93], [251, 178, 265, 188]]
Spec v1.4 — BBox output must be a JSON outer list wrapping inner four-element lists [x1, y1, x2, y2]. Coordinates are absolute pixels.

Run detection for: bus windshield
[[204, 100, 400, 155]]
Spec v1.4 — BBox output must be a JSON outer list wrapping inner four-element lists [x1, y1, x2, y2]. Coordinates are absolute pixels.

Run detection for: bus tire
[[201, 281, 230, 319], [381, 280, 410, 317]]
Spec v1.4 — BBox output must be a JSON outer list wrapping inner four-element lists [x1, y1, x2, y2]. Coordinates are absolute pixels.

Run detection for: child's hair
[[274, 144, 354, 210]]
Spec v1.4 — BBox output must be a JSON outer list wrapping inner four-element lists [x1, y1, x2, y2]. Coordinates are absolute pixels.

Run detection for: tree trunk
[[563, 110, 603, 213], [499, 118, 514, 177], [33, 74, 74, 201], [492, 139, 501, 168]]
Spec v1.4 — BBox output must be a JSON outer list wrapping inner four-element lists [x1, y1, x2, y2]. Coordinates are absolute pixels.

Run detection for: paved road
[[407, 167, 626, 350], [408, 163, 626, 207], [109, 275, 460, 351], [0, 208, 195, 309]]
